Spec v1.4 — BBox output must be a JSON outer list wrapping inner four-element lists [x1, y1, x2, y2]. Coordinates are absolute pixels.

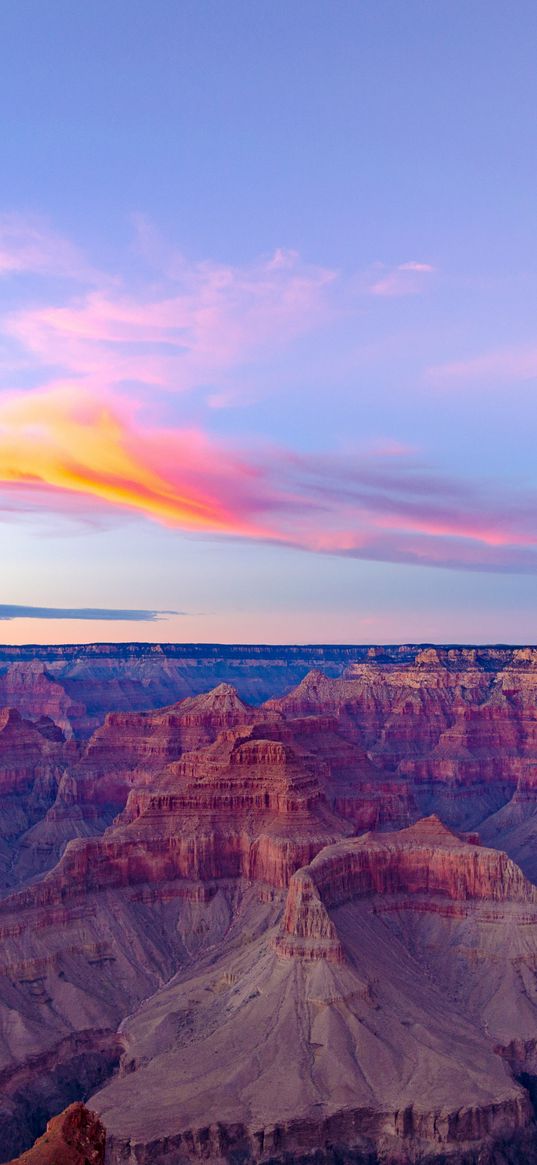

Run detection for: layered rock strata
[[92, 820, 537, 1164], [3, 655, 537, 1161]]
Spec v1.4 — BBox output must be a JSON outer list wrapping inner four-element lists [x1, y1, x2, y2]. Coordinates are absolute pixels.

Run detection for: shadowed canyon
[[4, 644, 537, 1163]]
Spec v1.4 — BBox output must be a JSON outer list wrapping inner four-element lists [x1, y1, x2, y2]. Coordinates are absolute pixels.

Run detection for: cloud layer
[[2, 217, 536, 578], [0, 604, 178, 621]]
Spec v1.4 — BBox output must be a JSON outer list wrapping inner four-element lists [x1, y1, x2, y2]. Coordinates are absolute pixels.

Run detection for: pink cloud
[[0, 213, 99, 281], [2, 383, 537, 574], [3, 247, 336, 395], [0, 216, 443, 404]]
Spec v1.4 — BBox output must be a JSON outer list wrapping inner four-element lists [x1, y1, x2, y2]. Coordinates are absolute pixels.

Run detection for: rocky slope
[[92, 819, 537, 1164]]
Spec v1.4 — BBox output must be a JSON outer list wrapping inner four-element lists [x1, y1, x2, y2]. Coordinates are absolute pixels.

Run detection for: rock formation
[[3, 650, 537, 1161]]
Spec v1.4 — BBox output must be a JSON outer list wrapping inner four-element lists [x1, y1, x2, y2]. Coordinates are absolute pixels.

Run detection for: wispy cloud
[[2, 383, 537, 574], [0, 216, 441, 404], [0, 604, 180, 621], [427, 343, 537, 386], [1, 222, 336, 396], [0, 213, 99, 282], [369, 260, 435, 298]]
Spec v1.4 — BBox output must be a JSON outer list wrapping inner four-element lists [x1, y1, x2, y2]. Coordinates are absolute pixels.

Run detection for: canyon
[[4, 644, 537, 1162]]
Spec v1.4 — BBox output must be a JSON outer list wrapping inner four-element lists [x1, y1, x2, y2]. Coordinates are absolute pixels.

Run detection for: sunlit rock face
[[5, 649, 537, 1162]]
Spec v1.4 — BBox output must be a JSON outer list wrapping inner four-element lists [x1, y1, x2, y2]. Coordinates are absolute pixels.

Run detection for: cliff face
[[4, 650, 537, 1162], [277, 816, 537, 962], [0, 686, 258, 890], [1, 641, 537, 739], [0, 717, 354, 913], [0, 709, 67, 887], [286, 816, 537, 912], [0, 664, 86, 739]]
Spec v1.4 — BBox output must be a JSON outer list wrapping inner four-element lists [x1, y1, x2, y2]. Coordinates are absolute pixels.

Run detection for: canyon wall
[[4, 646, 537, 1162]]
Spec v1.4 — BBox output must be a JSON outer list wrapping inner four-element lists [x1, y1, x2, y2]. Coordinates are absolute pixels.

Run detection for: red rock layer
[[277, 816, 537, 961], [266, 655, 537, 840], [0, 726, 352, 914]]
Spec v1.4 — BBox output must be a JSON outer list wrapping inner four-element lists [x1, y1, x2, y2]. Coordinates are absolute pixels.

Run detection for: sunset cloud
[[2, 383, 537, 574], [0, 384, 280, 536], [0, 219, 533, 579]]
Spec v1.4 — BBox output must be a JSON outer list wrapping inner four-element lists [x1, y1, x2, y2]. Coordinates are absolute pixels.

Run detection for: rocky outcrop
[[0, 709, 64, 797], [0, 644, 366, 736], [5, 1102, 105, 1165], [0, 723, 352, 912], [102, 1101, 537, 1164], [0, 1032, 120, 1162], [2, 642, 537, 740], [80, 683, 253, 772], [284, 816, 537, 913], [267, 656, 537, 853], [0, 687, 257, 891]]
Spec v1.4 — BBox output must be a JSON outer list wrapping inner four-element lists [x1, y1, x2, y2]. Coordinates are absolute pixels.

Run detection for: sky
[[1, 0, 537, 645]]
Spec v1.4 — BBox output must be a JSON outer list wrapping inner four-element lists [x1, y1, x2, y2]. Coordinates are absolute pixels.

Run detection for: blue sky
[[1, 1, 537, 644]]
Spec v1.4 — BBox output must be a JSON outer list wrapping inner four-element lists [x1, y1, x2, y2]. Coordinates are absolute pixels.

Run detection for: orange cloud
[[2, 385, 537, 574], [0, 385, 279, 536]]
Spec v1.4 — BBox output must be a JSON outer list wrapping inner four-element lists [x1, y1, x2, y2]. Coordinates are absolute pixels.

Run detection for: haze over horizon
[[2, 1, 537, 645]]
